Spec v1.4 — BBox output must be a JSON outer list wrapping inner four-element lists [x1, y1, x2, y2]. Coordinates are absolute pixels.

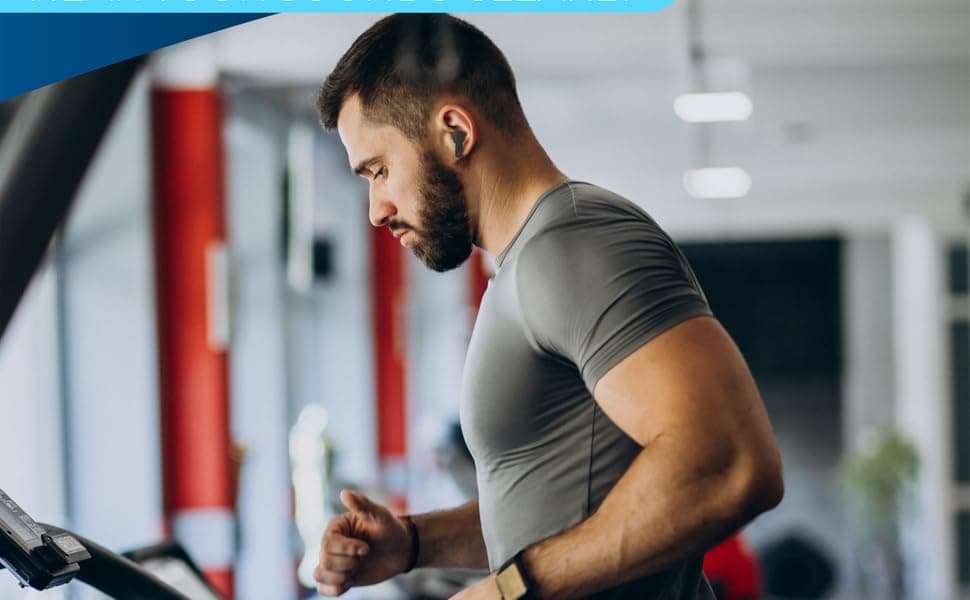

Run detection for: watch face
[[496, 563, 528, 600]]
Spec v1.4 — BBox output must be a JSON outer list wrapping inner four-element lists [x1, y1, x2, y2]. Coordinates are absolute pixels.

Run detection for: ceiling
[[211, 2, 970, 83], [199, 4, 970, 238]]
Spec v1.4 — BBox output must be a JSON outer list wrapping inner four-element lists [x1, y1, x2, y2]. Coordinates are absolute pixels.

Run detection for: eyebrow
[[353, 156, 382, 177]]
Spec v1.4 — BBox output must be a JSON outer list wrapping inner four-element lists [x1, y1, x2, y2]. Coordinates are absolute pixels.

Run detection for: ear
[[434, 104, 476, 163]]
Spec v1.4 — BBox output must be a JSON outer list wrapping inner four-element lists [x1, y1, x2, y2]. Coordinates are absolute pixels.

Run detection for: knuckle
[[319, 568, 348, 585], [324, 517, 346, 534]]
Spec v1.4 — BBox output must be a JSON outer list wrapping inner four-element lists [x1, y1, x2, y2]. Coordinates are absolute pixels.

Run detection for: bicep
[[592, 316, 773, 459]]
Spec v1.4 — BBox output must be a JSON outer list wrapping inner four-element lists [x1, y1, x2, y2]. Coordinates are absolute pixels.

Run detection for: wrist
[[400, 515, 420, 573]]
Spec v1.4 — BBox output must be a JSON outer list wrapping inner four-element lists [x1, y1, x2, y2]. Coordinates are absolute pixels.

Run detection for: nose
[[368, 191, 396, 228]]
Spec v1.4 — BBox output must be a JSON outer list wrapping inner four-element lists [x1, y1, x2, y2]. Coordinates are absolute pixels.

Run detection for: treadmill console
[[0, 488, 90, 589]]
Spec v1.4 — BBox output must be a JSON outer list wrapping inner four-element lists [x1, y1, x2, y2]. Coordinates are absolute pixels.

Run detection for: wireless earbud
[[451, 130, 466, 159]]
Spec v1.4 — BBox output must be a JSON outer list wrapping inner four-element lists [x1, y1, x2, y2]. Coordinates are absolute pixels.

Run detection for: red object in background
[[371, 226, 409, 513], [703, 533, 762, 600], [151, 87, 235, 600], [467, 248, 491, 322]]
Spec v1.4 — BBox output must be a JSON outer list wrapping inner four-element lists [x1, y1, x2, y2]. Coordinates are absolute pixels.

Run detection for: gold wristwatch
[[495, 551, 535, 600]]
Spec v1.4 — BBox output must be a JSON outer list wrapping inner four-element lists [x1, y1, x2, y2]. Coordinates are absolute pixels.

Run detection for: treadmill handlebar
[[0, 487, 189, 599], [42, 524, 190, 600]]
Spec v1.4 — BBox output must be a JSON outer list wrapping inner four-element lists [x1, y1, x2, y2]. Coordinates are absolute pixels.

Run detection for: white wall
[[306, 133, 379, 492], [893, 217, 954, 600], [406, 253, 476, 514], [843, 234, 896, 450], [0, 263, 66, 600], [55, 72, 162, 598], [223, 90, 296, 600]]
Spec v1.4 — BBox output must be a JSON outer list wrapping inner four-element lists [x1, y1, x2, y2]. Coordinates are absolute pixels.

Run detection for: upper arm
[[592, 315, 775, 459], [515, 216, 781, 497], [593, 315, 784, 514]]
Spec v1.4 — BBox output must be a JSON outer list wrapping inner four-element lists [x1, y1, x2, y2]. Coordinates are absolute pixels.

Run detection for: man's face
[[337, 95, 473, 272]]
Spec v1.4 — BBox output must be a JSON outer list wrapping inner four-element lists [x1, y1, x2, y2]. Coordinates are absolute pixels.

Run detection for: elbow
[[751, 460, 785, 514], [730, 451, 785, 524]]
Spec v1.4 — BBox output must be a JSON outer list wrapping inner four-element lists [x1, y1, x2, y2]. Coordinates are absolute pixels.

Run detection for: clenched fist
[[314, 489, 414, 596]]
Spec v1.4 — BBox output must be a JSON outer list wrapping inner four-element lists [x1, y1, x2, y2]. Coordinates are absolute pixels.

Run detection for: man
[[313, 14, 784, 600]]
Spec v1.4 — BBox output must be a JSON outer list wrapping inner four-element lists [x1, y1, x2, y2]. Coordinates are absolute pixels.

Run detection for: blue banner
[[4, 0, 674, 13], [0, 14, 266, 100], [0, 1, 674, 100]]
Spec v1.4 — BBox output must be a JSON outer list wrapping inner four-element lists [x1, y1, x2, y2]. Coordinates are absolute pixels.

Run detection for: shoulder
[[508, 183, 711, 369], [515, 183, 677, 284], [563, 181, 659, 224]]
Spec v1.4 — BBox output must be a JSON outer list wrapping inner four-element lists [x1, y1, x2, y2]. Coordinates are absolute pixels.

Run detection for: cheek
[[389, 172, 424, 219]]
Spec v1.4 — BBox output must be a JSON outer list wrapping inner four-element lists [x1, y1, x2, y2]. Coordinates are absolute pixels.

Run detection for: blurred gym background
[[0, 3, 968, 599]]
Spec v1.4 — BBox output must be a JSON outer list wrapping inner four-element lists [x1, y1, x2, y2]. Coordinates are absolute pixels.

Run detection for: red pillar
[[371, 227, 409, 513], [151, 56, 235, 598]]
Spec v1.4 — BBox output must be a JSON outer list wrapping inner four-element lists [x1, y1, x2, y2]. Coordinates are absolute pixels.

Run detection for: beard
[[408, 149, 474, 272]]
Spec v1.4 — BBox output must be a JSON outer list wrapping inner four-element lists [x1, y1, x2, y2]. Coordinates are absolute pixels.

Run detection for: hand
[[314, 489, 413, 596], [450, 573, 501, 600]]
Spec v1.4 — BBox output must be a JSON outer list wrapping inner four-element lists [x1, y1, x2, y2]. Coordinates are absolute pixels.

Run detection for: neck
[[468, 136, 567, 258]]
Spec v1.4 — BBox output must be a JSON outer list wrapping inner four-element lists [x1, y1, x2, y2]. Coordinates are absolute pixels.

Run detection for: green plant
[[838, 427, 919, 542]]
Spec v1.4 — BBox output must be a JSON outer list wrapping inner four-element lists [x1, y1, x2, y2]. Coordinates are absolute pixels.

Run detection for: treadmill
[[0, 487, 222, 599]]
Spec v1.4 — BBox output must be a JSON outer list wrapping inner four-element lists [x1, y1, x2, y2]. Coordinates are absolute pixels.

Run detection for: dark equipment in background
[[0, 57, 143, 340], [0, 98, 23, 142], [681, 239, 842, 379], [759, 534, 836, 599], [124, 541, 224, 600], [279, 165, 336, 282]]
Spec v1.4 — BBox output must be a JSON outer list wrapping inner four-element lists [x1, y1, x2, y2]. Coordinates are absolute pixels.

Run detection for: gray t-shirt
[[459, 181, 716, 599]]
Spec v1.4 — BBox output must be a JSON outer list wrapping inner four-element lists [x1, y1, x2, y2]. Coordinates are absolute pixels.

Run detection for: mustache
[[388, 221, 416, 234]]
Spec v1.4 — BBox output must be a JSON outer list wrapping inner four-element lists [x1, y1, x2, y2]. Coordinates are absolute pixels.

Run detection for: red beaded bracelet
[[401, 515, 420, 573]]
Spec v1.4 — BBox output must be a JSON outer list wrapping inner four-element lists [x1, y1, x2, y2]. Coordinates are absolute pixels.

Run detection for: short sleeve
[[515, 218, 712, 392]]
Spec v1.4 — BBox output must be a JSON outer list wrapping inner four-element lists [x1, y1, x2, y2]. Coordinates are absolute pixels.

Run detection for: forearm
[[411, 499, 489, 570], [522, 440, 781, 599]]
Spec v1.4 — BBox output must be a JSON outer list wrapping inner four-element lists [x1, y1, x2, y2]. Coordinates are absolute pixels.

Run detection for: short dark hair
[[317, 14, 529, 141]]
